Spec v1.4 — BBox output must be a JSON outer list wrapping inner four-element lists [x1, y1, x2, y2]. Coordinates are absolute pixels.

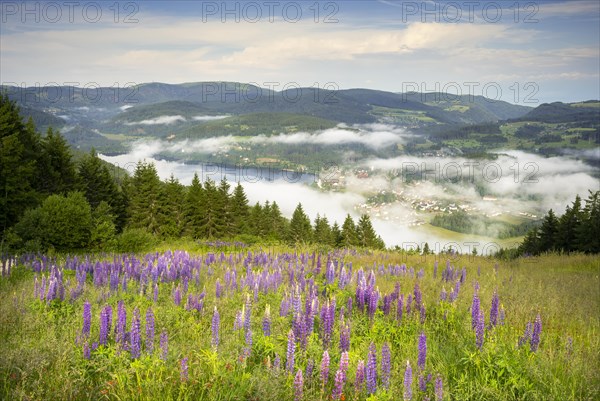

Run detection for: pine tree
[[38, 127, 78, 195], [357, 214, 379, 248], [576, 190, 600, 253], [201, 178, 223, 238], [341, 214, 358, 247], [78, 149, 128, 231], [158, 175, 186, 238], [268, 201, 288, 240], [538, 209, 559, 253], [331, 221, 342, 247], [217, 179, 232, 237], [288, 203, 312, 244], [556, 195, 582, 252], [230, 182, 250, 235], [185, 173, 205, 238], [128, 161, 162, 235], [0, 94, 41, 238], [314, 214, 333, 245], [248, 202, 264, 237]]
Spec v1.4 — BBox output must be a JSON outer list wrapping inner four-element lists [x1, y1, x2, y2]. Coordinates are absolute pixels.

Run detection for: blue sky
[[1, 0, 599, 104]]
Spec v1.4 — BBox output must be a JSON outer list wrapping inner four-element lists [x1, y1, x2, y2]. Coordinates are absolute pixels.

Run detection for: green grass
[[0, 249, 598, 400]]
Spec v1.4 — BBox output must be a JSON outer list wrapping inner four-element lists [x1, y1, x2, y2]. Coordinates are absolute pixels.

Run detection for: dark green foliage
[[341, 214, 358, 247], [230, 183, 250, 235], [128, 161, 162, 235], [158, 175, 187, 238], [37, 127, 78, 195], [78, 149, 128, 231], [185, 173, 205, 238], [90, 201, 117, 249], [313, 214, 333, 246], [0, 95, 41, 237], [519, 191, 600, 255], [357, 214, 385, 249], [13, 192, 92, 251], [288, 203, 313, 244]]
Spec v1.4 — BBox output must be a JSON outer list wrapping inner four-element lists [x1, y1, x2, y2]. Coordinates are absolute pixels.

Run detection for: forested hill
[[0, 94, 385, 253]]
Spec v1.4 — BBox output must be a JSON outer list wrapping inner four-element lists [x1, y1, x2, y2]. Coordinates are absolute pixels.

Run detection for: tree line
[[517, 191, 600, 255], [0, 94, 384, 252]]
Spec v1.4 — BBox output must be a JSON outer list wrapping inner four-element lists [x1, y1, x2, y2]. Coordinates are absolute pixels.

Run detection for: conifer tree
[[341, 214, 358, 247], [38, 127, 78, 195], [158, 175, 186, 238], [230, 182, 250, 235], [289, 203, 312, 243], [185, 173, 205, 238], [128, 161, 162, 235]]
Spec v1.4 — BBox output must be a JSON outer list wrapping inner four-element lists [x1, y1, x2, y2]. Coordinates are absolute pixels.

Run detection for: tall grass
[[0, 249, 598, 400]]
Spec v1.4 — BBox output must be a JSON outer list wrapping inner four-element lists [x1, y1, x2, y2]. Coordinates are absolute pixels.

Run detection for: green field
[[1, 249, 598, 401]]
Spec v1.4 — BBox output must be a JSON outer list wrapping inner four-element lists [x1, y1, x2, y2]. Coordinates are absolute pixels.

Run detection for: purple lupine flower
[[530, 314, 542, 352], [339, 322, 350, 353], [476, 310, 485, 349], [366, 343, 377, 395], [397, 295, 404, 321], [471, 292, 480, 330], [381, 342, 391, 389], [180, 357, 188, 381], [130, 308, 141, 359], [331, 368, 345, 400], [305, 358, 314, 379], [99, 305, 112, 346], [404, 361, 413, 401], [435, 375, 443, 401], [160, 330, 168, 360], [320, 350, 330, 387], [490, 290, 499, 327], [519, 322, 533, 348], [116, 301, 127, 346], [440, 287, 447, 302], [234, 309, 243, 330], [418, 332, 427, 371], [355, 360, 365, 394], [413, 283, 422, 309], [406, 294, 412, 315], [173, 285, 181, 306], [286, 329, 295, 372], [146, 307, 155, 354], [273, 354, 281, 371], [153, 284, 158, 303], [212, 306, 220, 348], [419, 303, 426, 324], [418, 374, 426, 392], [499, 306, 505, 325], [262, 305, 271, 337], [82, 301, 91, 337], [83, 341, 90, 359], [294, 369, 304, 401]]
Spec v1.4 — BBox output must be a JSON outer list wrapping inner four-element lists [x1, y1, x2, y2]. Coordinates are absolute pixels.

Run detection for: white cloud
[[125, 115, 186, 125], [192, 115, 230, 121]]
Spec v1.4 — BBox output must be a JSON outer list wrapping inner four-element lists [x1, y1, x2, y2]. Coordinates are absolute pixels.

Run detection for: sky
[[1, 0, 599, 104]]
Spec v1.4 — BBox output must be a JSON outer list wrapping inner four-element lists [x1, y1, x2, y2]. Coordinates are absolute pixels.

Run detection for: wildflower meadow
[[0, 248, 598, 400]]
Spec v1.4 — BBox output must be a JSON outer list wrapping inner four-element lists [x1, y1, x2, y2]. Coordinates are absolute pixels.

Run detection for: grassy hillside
[[0, 249, 598, 400]]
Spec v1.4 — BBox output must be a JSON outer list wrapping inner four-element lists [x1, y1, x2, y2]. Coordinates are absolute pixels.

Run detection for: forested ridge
[[0, 94, 384, 252]]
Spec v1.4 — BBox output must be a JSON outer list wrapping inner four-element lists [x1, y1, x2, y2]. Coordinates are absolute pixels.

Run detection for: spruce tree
[[38, 127, 78, 195], [230, 182, 250, 235], [0, 94, 41, 238], [128, 161, 162, 235], [314, 214, 332, 245], [357, 214, 379, 248], [538, 209, 559, 252], [288, 203, 312, 244], [556, 195, 582, 252], [341, 214, 358, 247], [158, 175, 186, 238], [185, 173, 205, 238]]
